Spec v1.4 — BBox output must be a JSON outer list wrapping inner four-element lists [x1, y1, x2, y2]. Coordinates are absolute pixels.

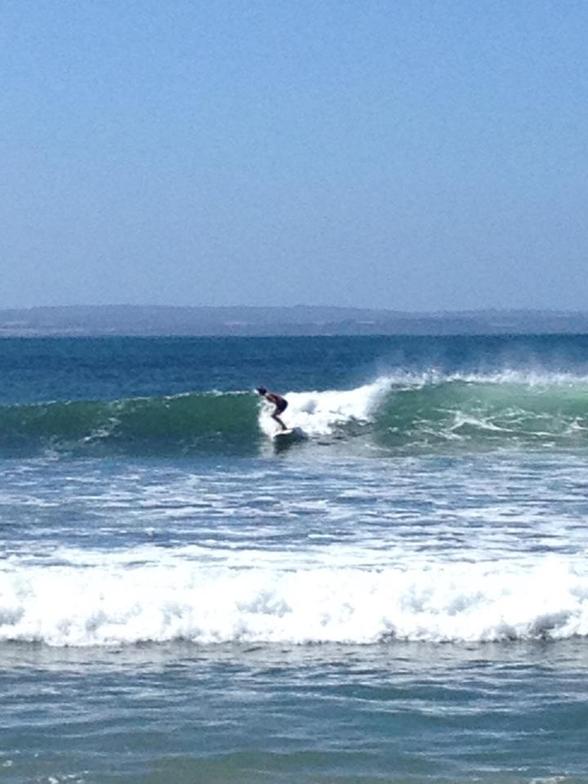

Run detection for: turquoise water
[[1, 335, 588, 783]]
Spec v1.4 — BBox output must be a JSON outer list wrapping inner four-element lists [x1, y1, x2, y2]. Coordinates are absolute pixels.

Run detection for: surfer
[[256, 387, 288, 431]]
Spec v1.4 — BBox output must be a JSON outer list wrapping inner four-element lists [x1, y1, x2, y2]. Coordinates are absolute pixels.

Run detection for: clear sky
[[1, 0, 587, 310]]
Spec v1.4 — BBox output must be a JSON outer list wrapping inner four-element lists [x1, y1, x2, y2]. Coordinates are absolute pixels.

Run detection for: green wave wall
[[0, 393, 261, 457], [373, 379, 588, 450]]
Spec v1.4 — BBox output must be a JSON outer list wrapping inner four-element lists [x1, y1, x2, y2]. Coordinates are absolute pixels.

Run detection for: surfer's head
[[256, 387, 267, 396]]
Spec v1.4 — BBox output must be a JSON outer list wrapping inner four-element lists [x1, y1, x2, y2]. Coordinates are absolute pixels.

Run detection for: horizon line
[[1, 304, 587, 315]]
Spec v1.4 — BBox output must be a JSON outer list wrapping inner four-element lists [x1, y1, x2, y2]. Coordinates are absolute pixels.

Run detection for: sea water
[[1, 335, 588, 783]]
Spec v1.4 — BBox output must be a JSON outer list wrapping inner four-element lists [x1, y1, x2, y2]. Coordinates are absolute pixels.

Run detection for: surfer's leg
[[272, 399, 288, 431], [272, 412, 287, 430]]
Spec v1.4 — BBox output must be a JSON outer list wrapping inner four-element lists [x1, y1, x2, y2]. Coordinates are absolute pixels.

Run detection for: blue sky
[[1, 0, 587, 310]]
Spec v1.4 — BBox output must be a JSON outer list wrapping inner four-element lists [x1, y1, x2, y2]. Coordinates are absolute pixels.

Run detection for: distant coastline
[[1, 305, 588, 337]]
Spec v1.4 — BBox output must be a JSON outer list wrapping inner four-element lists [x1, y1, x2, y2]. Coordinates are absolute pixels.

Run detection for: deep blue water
[[2, 333, 588, 403], [1, 335, 588, 783]]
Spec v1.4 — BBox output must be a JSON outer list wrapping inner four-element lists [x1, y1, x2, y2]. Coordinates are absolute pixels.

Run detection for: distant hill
[[1, 305, 588, 337]]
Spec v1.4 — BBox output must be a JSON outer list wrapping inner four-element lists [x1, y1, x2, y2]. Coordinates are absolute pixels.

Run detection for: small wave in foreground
[[1, 550, 587, 646]]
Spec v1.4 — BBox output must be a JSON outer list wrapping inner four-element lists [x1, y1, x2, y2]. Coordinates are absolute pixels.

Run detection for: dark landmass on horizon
[[1, 306, 588, 337]]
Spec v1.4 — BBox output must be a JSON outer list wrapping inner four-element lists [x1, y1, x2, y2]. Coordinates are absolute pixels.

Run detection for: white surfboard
[[272, 427, 306, 443]]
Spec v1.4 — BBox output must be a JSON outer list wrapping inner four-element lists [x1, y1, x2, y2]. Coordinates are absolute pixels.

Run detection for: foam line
[[1, 557, 587, 646]]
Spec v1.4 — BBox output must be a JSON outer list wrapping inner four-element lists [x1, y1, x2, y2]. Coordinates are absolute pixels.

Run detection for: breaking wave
[[1, 550, 587, 646], [1, 371, 588, 456]]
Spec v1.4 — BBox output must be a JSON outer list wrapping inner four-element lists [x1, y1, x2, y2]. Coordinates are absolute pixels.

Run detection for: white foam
[[2, 555, 588, 646], [258, 379, 391, 437]]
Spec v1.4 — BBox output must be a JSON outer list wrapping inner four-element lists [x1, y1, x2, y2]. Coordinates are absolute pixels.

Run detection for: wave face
[[2, 551, 587, 646], [0, 393, 261, 457], [372, 372, 588, 451], [1, 372, 588, 456]]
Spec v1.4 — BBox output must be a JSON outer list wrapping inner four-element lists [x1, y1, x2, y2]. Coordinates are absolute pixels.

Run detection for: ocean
[[1, 334, 588, 783]]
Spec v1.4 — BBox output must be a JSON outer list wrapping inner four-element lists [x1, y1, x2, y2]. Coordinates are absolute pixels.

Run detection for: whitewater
[[4, 548, 588, 646]]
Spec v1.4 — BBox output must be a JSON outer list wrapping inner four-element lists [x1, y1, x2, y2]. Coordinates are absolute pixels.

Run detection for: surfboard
[[272, 427, 306, 444]]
